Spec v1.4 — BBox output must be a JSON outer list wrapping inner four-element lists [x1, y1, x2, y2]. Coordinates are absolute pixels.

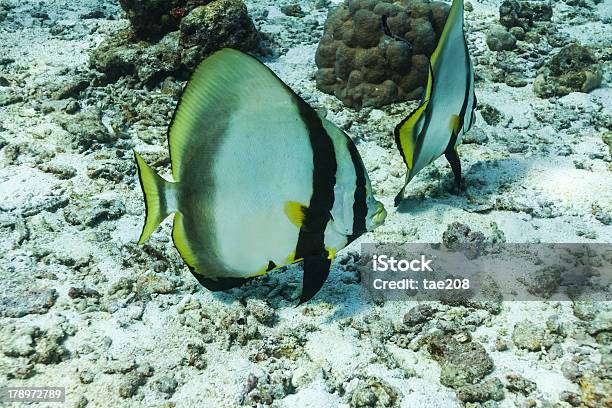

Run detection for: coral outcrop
[[315, 0, 450, 109], [91, 0, 260, 84]]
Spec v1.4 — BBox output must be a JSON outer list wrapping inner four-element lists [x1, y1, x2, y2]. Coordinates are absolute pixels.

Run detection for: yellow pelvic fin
[[284, 201, 308, 228], [326, 247, 337, 260], [449, 114, 461, 135], [134, 151, 177, 244]]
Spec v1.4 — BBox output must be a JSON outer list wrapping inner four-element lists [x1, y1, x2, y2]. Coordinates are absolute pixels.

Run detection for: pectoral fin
[[297, 253, 333, 305], [284, 201, 308, 228]]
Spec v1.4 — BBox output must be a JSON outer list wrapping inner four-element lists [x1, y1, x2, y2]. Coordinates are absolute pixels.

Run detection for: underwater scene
[[0, 0, 610, 407]]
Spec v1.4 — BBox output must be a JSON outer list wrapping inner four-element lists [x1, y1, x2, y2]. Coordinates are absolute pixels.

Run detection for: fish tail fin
[[134, 151, 178, 244]]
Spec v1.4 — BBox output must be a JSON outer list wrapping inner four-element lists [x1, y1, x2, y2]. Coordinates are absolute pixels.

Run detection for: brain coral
[[315, 0, 450, 109]]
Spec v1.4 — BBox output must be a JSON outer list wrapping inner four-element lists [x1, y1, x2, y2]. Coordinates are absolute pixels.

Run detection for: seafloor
[[0, 0, 611, 407]]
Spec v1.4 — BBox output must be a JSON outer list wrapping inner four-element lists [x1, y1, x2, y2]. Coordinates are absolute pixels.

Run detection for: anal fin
[[189, 269, 251, 292], [297, 253, 333, 305]]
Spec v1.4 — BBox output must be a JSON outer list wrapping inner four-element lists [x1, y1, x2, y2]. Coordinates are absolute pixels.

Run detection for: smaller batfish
[[391, 0, 477, 206], [134, 49, 386, 304]]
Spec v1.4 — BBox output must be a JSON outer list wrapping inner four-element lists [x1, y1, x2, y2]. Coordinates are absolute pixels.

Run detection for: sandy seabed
[[0, 0, 610, 407]]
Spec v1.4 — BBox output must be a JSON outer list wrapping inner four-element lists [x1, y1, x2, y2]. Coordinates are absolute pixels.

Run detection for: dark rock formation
[[533, 43, 602, 98], [92, 0, 260, 84]]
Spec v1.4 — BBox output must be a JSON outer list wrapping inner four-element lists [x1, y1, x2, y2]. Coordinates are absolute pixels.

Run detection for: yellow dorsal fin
[[430, 0, 463, 68], [284, 201, 308, 228]]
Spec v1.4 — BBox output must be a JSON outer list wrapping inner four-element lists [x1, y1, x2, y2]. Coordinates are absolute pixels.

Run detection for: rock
[[135, 274, 176, 296], [505, 73, 527, 87], [456, 377, 505, 402], [21, 194, 69, 217], [545, 315, 564, 336], [559, 391, 582, 407], [499, 0, 553, 31], [1, 288, 58, 318], [315, 0, 450, 109], [31, 331, 67, 364], [92, 0, 259, 84], [86, 159, 134, 183], [38, 163, 77, 179], [2, 326, 68, 365], [153, 375, 179, 396], [118, 0, 210, 40], [486, 25, 517, 51], [280, 4, 305, 17], [505, 373, 537, 395], [58, 109, 116, 152], [79, 370, 95, 384], [2, 327, 35, 357], [118, 373, 146, 398], [68, 287, 102, 299], [403, 303, 436, 325], [349, 377, 400, 408], [136, 362, 155, 378], [561, 360, 581, 381], [428, 335, 494, 389], [186, 342, 207, 369], [579, 375, 612, 408], [534, 43, 602, 98], [592, 204, 611, 225], [246, 299, 276, 326], [290, 364, 315, 388], [519, 265, 563, 298], [442, 222, 487, 260], [479, 103, 504, 126], [52, 77, 89, 100], [6, 362, 37, 380], [509, 26, 525, 40], [602, 132, 612, 158], [494, 337, 510, 351], [462, 126, 489, 145], [63, 198, 126, 227], [73, 395, 88, 408], [102, 358, 137, 374], [0, 90, 23, 107], [91, 30, 181, 84], [179, 0, 260, 70], [511, 320, 555, 351]]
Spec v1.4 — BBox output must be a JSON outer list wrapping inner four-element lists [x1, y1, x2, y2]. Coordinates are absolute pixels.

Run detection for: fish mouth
[[372, 202, 387, 227]]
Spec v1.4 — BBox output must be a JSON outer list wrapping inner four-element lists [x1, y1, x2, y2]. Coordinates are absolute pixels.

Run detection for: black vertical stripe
[[345, 136, 367, 243], [445, 36, 473, 152], [293, 100, 337, 259]]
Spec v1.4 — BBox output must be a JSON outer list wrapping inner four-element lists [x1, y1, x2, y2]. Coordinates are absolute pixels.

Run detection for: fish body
[[135, 49, 386, 303], [393, 0, 477, 206]]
